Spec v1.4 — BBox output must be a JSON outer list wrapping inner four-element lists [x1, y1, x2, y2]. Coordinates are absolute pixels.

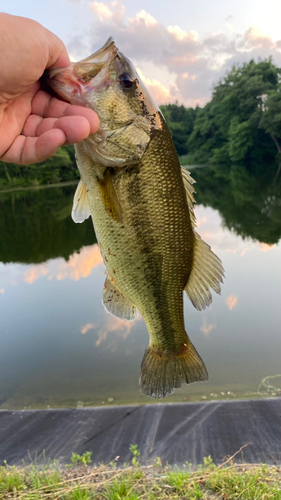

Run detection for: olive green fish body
[[77, 118, 193, 351]]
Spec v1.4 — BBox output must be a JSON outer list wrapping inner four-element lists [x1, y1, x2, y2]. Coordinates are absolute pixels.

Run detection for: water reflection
[[225, 295, 238, 311], [195, 163, 281, 244], [0, 187, 96, 264], [200, 319, 216, 337], [0, 244, 103, 290], [0, 175, 281, 408]]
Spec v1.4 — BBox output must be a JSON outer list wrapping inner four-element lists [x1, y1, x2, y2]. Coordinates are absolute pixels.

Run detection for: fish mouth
[[45, 37, 117, 106]]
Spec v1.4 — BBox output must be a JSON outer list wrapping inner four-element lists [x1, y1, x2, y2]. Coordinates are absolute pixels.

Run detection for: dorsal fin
[[180, 167, 225, 310], [185, 232, 225, 310], [103, 273, 139, 321], [181, 167, 196, 228], [72, 180, 91, 223]]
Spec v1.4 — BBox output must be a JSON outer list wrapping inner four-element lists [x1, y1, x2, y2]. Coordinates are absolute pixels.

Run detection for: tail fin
[[140, 340, 208, 398]]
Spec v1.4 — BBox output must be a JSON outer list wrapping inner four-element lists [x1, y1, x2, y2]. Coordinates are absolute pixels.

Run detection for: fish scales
[[76, 116, 193, 351], [46, 37, 224, 398]]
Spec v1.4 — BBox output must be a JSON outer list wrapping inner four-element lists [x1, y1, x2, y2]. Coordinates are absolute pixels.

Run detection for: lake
[[0, 165, 281, 409]]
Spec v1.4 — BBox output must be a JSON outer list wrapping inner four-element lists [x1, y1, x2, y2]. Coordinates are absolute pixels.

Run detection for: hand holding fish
[[0, 14, 99, 164]]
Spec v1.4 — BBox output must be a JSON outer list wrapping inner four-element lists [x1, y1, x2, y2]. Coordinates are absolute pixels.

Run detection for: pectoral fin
[[103, 274, 139, 321], [72, 180, 91, 223], [98, 169, 123, 223], [185, 232, 225, 311]]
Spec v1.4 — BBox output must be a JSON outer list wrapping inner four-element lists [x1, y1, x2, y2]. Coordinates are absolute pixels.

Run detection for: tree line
[[0, 146, 79, 190], [160, 58, 281, 174]]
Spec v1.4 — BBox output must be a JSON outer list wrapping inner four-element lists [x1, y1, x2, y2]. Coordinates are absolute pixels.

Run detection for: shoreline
[[0, 180, 77, 194]]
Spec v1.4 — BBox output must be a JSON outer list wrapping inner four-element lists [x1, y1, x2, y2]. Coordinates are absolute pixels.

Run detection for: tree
[[187, 59, 281, 167], [160, 104, 197, 156], [259, 84, 281, 181]]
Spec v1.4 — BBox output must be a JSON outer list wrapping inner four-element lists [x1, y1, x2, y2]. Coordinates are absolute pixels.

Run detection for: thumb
[[44, 28, 71, 70]]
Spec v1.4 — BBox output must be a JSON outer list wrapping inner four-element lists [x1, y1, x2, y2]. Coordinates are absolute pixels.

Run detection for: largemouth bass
[[47, 38, 224, 398]]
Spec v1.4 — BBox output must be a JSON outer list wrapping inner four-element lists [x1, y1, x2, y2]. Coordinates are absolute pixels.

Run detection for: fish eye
[[118, 73, 135, 89]]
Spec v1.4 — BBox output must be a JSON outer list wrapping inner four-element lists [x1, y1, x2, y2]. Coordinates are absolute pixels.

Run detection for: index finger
[[31, 90, 99, 135]]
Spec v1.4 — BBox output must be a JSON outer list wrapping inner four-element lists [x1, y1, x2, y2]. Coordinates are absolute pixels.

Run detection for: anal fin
[[103, 274, 139, 321]]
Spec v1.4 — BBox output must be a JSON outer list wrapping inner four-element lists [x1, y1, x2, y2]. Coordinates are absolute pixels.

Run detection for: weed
[[129, 444, 141, 468], [66, 451, 93, 468], [0, 446, 281, 500]]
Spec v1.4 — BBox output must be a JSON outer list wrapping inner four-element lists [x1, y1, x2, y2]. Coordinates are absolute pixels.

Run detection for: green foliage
[[161, 59, 281, 169], [187, 58, 281, 166], [129, 444, 141, 467], [260, 84, 281, 138], [67, 452, 92, 468], [160, 103, 197, 156], [0, 145, 78, 190], [228, 118, 254, 161]]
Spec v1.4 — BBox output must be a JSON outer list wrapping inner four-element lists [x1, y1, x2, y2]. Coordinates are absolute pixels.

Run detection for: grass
[[0, 448, 280, 499]]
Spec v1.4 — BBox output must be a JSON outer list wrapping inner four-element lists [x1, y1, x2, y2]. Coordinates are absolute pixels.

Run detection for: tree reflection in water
[[0, 186, 96, 264], [193, 163, 281, 245]]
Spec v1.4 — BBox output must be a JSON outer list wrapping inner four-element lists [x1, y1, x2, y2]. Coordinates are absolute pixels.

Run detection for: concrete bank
[[0, 399, 280, 467]]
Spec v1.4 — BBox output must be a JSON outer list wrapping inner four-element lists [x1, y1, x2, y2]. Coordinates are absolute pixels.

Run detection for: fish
[[46, 38, 224, 398]]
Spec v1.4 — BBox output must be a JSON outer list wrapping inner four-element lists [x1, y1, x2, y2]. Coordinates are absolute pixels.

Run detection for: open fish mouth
[[45, 37, 117, 105]]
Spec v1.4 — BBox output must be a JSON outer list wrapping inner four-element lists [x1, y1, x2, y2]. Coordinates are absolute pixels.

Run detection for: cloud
[[225, 295, 238, 310], [24, 244, 103, 284], [53, 244, 103, 281], [241, 27, 275, 51], [0, 288, 4, 294], [240, 241, 275, 257], [257, 243, 275, 252], [136, 68, 172, 104], [66, 2, 281, 106], [24, 264, 48, 284], [95, 314, 142, 351], [81, 323, 95, 334], [200, 318, 216, 337], [0, 244, 104, 289], [91, 0, 126, 22]]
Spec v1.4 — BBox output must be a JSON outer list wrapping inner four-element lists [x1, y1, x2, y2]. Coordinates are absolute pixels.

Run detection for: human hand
[[0, 14, 99, 165]]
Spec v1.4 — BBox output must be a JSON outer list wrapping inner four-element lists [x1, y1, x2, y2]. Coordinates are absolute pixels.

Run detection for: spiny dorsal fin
[[97, 169, 123, 223], [185, 232, 225, 311], [181, 167, 196, 228], [103, 273, 139, 321], [72, 180, 91, 223]]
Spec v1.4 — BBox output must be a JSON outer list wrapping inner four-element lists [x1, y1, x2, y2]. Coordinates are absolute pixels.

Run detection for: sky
[[2, 0, 281, 106]]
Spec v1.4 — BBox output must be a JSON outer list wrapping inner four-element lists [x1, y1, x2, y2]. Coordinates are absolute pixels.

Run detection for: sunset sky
[[2, 0, 281, 106]]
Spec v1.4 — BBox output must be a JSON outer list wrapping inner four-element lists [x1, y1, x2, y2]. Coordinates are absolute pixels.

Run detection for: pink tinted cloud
[[77, 2, 281, 106]]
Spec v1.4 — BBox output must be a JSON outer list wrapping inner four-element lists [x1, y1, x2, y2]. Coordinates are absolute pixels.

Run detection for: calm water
[[0, 167, 281, 409]]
